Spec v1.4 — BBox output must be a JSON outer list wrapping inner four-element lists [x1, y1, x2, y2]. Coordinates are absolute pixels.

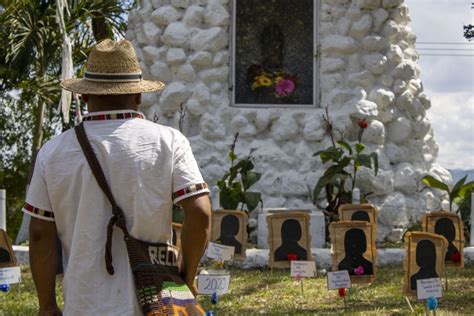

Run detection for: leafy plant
[[217, 133, 262, 213], [312, 109, 378, 223], [422, 175, 474, 212]]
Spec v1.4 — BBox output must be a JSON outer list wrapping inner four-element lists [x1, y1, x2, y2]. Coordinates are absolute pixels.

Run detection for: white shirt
[[23, 110, 209, 315]]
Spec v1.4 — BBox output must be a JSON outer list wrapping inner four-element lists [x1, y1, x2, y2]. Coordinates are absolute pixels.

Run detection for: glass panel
[[234, 0, 315, 107]]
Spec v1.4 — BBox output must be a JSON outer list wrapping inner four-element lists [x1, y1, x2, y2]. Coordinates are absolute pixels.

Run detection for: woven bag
[[75, 123, 204, 315]]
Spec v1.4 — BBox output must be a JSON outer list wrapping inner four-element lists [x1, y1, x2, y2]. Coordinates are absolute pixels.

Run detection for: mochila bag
[[75, 123, 204, 316]]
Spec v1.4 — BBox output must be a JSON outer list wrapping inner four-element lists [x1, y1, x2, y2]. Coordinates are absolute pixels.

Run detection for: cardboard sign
[[0, 266, 21, 285], [267, 212, 312, 269], [206, 242, 235, 261], [290, 261, 316, 278], [211, 210, 247, 260], [416, 278, 443, 300], [327, 270, 351, 290], [338, 203, 378, 224], [197, 272, 231, 295], [421, 211, 465, 268], [403, 232, 447, 296], [329, 221, 377, 284]]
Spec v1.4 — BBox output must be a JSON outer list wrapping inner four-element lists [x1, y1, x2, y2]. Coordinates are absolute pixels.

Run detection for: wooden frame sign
[[421, 211, 465, 268], [329, 221, 377, 284], [0, 229, 16, 268], [403, 232, 448, 295], [338, 203, 377, 224], [267, 212, 312, 268], [211, 210, 248, 260]]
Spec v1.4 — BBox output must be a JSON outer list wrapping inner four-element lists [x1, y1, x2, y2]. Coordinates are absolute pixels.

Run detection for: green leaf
[[456, 181, 474, 200], [355, 143, 365, 154], [312, 161, 350, 203], [355, 154, 372, 169], [449, 175, 467, 202], [244, 192, 261, 211], [422, 175, 449, 192], [242, 171, 261, 190], [228, 151, 237, 162], [336, 140, 352, 154]]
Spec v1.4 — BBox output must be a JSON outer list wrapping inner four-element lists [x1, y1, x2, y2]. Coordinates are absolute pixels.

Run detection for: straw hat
[[61, 39, 165, 95]]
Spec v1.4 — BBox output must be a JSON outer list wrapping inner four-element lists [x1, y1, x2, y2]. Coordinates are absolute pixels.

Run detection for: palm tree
[[0, 0, 135, 241]]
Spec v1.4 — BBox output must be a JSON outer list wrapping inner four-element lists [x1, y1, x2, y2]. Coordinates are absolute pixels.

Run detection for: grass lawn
[[1, 266, 473, 315]]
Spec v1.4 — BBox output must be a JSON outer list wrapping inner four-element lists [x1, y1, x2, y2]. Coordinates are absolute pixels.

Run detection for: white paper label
[[197, 273, 231, 295], [416, 278, 443, 300], [206, 242, 235, 261], [0, 266, 21, 285], [327, 270, 351, 290], [290, 261, 316, 278]]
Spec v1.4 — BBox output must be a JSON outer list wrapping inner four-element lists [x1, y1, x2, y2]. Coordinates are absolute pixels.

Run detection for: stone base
[[257, 209, 325, 249]]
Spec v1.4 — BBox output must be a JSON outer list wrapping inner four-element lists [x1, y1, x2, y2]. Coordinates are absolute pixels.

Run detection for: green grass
[[1, 266, 473, 315]]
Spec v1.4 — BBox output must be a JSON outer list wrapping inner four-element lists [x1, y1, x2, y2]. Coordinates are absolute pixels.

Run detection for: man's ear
[[81, 94, 89, 103]]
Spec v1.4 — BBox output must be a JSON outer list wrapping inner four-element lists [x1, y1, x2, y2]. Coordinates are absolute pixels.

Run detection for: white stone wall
[[126, 0, 452, 241]]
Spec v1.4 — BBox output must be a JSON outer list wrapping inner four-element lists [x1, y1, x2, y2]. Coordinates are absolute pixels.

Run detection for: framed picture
[[403, 232, 448, 295], [211, 210, 248, 260], [421, 211, 465, 268], [267, 212, 312, 268], [0, 229, 16, 268], [172, 223, 182, 250], [329, 221, 377, 284], [338, 204, 377, 224]]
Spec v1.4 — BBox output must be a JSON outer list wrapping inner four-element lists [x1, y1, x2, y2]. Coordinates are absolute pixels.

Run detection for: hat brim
[[60, 78, 165, 95]]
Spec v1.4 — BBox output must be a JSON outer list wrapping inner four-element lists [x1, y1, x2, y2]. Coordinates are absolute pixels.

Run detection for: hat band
[[84, 71, 142, 82]]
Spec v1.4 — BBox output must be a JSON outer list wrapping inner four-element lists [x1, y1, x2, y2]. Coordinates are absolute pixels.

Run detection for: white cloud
[[405, 0, 474, 169]]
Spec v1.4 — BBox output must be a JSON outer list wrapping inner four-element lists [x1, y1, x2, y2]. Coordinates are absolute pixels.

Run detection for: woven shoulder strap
[[75, 122, 128, 275]]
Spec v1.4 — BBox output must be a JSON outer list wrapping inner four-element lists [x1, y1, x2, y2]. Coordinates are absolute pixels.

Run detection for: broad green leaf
[[457, 181, 474, 200], [355, 154, 372, 168], [336, 140, 352, 154], [242, 171, 261, 190], [449, 176, 467, 202], [312, 162, 349, 203], [355, 143, 365, 154], [422, 175, 449, 192], [244, 191, 261, 211]]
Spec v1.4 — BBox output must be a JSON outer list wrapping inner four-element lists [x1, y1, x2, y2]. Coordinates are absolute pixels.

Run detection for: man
[[23, 39, 211, 315]]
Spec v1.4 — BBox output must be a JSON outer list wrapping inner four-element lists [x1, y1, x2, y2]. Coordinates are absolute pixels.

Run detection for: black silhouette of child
[[338, 228, 373, 275], [351, 211, 370, 222], [0, 246, 11, 263], [434, 217, 459, 262], [216, 215, 242, 254], [274, 219, 308, 261], [410, 239, 439, 290]]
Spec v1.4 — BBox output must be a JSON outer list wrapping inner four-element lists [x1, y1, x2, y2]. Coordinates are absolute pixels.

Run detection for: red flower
[[287, 253, 297, 261], [451, 251, 461, 263], [338, 288, 346, 297], [357, 119, 369, 129]]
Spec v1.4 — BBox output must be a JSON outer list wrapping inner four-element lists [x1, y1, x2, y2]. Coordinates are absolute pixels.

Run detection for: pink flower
[[275, 79, 295, 97], [294, 273, 303, 282], [354, 266, 364, 275]]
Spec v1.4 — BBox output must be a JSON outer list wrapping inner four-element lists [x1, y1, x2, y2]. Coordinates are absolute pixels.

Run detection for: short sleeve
[[22, 150, 55, 222], [172, 135, 210, 204]]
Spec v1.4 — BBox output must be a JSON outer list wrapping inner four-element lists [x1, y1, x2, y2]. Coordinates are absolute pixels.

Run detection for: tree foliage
[[0, 0, 135, 237]]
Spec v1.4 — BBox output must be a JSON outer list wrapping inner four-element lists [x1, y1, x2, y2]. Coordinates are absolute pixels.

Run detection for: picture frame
[[338, 203, 378, 224], [329, 221, 377, 284], [421, 211, 465, 268], [267, 211, 312, 268], [0, 229, 16, 268], [211, 210, 248, 260], [403, 232, 448, 295]]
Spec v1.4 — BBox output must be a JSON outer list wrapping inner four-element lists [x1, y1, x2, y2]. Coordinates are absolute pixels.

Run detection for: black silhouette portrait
[[351, 211, 370, 222], [410, 240, 439, 290], [0, 246, 11, 263], [338, 228, 373, 275], [274, 219, 308, 261], [216, 215, 242, 254], [434, 218, 459, 261]]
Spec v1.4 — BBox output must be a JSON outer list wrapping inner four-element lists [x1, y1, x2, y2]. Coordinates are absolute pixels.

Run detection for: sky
[[405, 0, 473, 170]]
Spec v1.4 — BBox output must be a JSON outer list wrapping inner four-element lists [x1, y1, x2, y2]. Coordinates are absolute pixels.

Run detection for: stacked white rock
[[127, 0, 452, 242]]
